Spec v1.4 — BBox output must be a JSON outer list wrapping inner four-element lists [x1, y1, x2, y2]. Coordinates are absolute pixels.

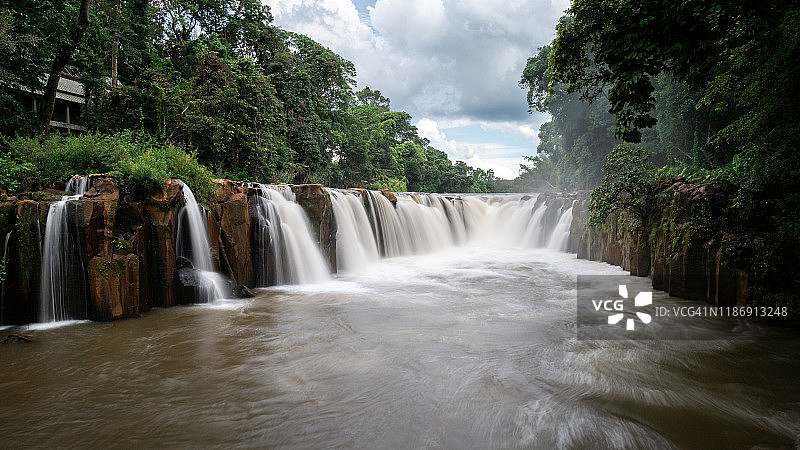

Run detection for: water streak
[[39, 176, 90, 322], [327, 189, 379, 272], [250, 183, 330, 285], [177, 182, 227, 302], [328, 192, 577, 271], [547, 204, 575, 251], [0, 230, 11, 325]]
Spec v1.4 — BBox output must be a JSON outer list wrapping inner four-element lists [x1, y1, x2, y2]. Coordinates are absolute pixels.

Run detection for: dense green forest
[[516, 0, 800, 305], [0, 0, 495, 195], [516, 0, 799, 193]]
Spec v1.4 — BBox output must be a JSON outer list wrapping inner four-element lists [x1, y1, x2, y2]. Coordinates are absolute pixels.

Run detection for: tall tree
[[39, 0, 92, 131]]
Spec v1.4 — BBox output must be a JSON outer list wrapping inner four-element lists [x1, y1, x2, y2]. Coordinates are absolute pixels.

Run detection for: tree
[[520, 45, 618, 190], [39, 0, 92, 131], [355, 86, 390, 111], [589, 144, 657, 227], [1, 0, 495, 193], [545, 0, 799, 151]]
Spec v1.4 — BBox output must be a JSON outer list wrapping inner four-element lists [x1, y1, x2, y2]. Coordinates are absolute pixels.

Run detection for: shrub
[[0, 151, 34, 194], [7, 132, 215, 203], [589, 144, 657, 227]]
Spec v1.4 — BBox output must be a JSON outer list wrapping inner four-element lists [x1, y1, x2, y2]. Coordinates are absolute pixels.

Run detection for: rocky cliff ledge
[[567, 178, 790, 308], [0, 178, 337, 324]]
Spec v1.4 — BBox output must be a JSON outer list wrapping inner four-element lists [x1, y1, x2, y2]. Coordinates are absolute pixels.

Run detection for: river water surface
[[2, 247, 799, 448]]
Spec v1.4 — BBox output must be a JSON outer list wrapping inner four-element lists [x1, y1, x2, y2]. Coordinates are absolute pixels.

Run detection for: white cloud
[[267, 0, 567, 180], [466, 155, 528, 180], [416, 117, 530, 179]]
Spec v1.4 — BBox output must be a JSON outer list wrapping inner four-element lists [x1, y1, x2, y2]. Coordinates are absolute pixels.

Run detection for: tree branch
[[38, 0, 92, 132]]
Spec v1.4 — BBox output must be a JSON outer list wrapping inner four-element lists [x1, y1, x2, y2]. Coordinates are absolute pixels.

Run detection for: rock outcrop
[[78, 176, 143, 320], [379, 189, 397, 206], [208, 179, 253, 288], [0, 178, 350, 325], [291, 184, 337, 272], [570, 180, 749, 307], [141, 178, 182, 308]]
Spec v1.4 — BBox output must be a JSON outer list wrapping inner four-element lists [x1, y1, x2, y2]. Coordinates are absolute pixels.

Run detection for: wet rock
[[209, 180, 252, 288], [346, 188, 369, 208], [8, 200, 44, 324], [3, 334, 33, 344], [232, 284, 255, 298], [570, 179, 749, 307], [177, 266, 233, 303], [379, 190, 397, 206], [142, 179, 182, 307], [87, 254, 141, 321], [292, 184, 337, 272]]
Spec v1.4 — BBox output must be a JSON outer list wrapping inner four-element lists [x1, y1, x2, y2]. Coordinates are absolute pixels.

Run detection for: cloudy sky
[[267, 0, 570, 179]]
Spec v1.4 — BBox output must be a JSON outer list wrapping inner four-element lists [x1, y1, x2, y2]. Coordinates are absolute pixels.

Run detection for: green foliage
[[515, 154, 556, 192], [0, 148, 35, 194], [517, 45, 619, 191], [0, 0, 493, 194], [589, 145, 657, 227], [366, 175, 407, 192], [9, 133, 119, 187], [7, 132, 214, 202], [114, 139, 215, 201], [542, 0, 800, 155]]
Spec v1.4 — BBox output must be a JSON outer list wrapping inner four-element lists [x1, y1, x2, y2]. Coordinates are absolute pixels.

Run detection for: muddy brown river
[[1, 248, 798, 448]]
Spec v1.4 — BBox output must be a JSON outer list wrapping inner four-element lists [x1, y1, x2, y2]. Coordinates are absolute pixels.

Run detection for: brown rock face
[[142, 179, 182, 308], [570, 180, 747, 307], [3, 176, 263, 325], [87, 254, 141, 320], [292, 184, 337, 272], [347, 188, 369, 208], [379, 190, 397, 206], [209, 180, 252, 288], [8, 200, 46, 324], [76, 176, 146, 321]]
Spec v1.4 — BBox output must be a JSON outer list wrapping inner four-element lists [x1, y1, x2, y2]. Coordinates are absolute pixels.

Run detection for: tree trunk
[[110, 0, 121, 88], [38, 0, 92, 132]]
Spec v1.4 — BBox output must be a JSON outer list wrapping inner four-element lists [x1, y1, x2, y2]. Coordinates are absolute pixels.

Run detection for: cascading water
[[365, 191, 409, 257], [547, 203, 575, 251], [328, 192, 578, 271], [327, 189, 379, 272], [39, 176, 91, 322], [465, 194, 541, 247], [250, 184, 330, 285], [1, 230, 11, 325], [522, 202, 549, 246], [395, 195, 454, 253], [176, 182, 227, 302]]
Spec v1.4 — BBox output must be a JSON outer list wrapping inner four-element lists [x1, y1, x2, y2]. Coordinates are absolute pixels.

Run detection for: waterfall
[[250, 184, 330, 285], [366, 191, 409, 257], [468, 194, 540, 247], [395, 195, 454, 253], [1, 230, 11, 325], [39, 176, 90, 322], [327, 189, 379, 272], [335, 192, 576, 262], [547, 204, 575, 252], [352, 191, 472, 258], [177, 182, 227, 302], [522, 202, 549, 247]]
